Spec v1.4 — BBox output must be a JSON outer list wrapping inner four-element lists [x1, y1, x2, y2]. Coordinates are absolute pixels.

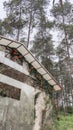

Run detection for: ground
[[54, 114, 73, 130]]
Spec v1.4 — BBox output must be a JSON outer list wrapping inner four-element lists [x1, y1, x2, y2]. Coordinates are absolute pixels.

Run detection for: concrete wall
[[0, 89, 34, 130], [0, 50, 53, 130], [0, 90, 53, 130]]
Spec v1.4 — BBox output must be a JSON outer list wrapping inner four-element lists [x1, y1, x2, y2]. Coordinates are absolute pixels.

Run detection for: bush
[[66, 106, 73, 114]]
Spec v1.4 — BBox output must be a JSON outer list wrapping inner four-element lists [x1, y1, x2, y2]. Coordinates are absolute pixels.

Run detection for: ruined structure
[[0, 35, 62, 130]]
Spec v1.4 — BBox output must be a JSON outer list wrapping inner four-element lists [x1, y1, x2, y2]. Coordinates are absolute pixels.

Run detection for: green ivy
[[28, 63, 54, 97], [0, 89, 8, 97]]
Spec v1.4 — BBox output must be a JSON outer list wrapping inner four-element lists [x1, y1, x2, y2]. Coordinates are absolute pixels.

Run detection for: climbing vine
[[0, 88, 8, 97], [28, 63, 54, 97]]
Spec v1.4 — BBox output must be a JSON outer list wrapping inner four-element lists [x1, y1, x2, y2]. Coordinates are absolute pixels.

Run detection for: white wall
[[0, 73, 35, 97], [0, 51, 29, 75]]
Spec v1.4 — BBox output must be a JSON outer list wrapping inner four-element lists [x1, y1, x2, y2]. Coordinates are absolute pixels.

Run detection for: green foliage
[[3, 0, 48, 43], [0, 88, 8, 97], [52, 1, 72, 19], [66, 106, 73, 114], [51, 0, 73, 107], [28, 63, 53, 96], [54, 115, 73, 130], [3, 0, 27, 39], [31, 11, 55, 74]]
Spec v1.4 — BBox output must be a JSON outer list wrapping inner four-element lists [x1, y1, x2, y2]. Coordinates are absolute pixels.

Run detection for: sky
[[0, 0, 6, 19]]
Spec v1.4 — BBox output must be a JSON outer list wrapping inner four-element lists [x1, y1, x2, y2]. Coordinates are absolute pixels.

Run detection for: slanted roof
[[0, 35, 62, 91]]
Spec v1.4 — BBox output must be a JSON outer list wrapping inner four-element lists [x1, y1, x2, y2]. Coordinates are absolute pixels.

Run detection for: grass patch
[[54, 114, 73, 130]]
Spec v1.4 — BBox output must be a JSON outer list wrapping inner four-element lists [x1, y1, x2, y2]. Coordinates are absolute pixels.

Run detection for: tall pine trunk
[[16, 4, 22, 41], [27, 12, 32, 48]]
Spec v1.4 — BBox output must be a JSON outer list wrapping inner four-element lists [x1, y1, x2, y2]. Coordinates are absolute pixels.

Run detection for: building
[[0, 35, 62, 130]]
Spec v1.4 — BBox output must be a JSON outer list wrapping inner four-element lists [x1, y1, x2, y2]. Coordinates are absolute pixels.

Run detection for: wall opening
[[0, 82, 21, 100]]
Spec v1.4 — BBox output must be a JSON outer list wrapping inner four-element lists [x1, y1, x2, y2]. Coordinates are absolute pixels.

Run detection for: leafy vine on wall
[[28, 63, 53, 97]]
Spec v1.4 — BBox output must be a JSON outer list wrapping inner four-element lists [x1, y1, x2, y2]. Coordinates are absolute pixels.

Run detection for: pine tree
[[3, 0, 48, 47], [3, 0, 27, 40], [31, 10, 55, 73], [0, 20, 4, 35], [51, 0, 73, 108]]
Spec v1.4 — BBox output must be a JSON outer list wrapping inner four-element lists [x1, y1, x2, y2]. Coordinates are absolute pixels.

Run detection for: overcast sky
[[0, 0, 6, 19]]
